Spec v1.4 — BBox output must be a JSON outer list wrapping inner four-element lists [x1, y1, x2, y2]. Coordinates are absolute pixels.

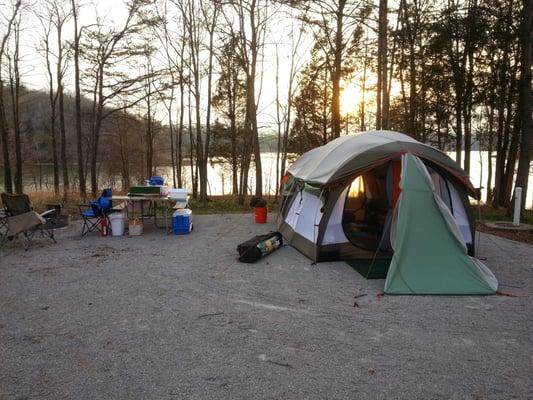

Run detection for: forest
[[0, 0, 531, 212]]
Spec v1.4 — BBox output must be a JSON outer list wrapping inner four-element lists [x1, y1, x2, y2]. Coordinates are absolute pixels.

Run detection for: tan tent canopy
[[287, 130, 475, 195]]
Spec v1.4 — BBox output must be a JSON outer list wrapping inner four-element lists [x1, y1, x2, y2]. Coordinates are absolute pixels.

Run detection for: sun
[[340, 80, 363, 116]]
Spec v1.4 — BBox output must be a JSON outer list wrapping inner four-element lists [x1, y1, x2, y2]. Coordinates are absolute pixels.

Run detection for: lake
[[1, 151, 532, 208]]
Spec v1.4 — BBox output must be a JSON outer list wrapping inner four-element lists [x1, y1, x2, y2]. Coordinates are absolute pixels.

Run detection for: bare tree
[[187, 61, 196, 196], [0, 0, 21, 193], [200, 0, 220, 202], [152, 0, 190, 188], [71, 0, 86, 199], [46, 0, 72, 199], [273, 14, 305, 198], [6, 14, 23, 193], [175, 0, 220, 201], [140, 44, 163, 178], [176, 36, 186, 188], [226, 0, 270, 202], [177, 0, 203, 199], [151, 0, 176, 188], [212, 28, 246, 196], [38, 16, 60, 194], [82, 0, 151, 196]]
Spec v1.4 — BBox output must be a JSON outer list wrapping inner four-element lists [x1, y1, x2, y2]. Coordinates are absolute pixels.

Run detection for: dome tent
[[277, 131, 497, 295]]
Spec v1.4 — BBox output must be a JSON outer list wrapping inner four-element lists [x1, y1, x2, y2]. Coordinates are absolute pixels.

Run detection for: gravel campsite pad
[[1, 214, 532, 399]]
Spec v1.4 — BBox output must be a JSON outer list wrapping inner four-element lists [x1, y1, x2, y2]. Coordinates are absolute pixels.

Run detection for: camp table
[[111, 195, 176, 234]]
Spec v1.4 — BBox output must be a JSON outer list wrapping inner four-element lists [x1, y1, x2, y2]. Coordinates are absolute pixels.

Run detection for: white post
[[513, 187, 522, 226]]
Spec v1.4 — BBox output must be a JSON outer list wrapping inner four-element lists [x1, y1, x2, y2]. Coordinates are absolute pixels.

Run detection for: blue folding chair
[[79, 189, 112, 236]]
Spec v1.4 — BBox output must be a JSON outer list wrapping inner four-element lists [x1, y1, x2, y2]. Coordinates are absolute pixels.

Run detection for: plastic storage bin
[[168, 188, 188, 200], [172, 209, 192, 235]]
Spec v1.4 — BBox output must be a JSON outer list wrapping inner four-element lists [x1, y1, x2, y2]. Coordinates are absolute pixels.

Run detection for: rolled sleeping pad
[[237, 231, 283, 263]]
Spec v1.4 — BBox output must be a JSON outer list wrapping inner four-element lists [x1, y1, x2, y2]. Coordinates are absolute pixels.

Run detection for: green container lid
[[129, 186, 161, 195]]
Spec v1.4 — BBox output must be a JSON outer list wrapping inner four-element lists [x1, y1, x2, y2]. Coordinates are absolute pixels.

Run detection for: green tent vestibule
[[384, 154, 498, 295]]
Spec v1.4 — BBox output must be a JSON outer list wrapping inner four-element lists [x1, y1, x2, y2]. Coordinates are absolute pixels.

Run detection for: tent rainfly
[[277, 130, 498, 295]]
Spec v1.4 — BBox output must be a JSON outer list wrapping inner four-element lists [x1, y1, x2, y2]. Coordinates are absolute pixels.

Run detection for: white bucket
[[109, 213, 126, 236]]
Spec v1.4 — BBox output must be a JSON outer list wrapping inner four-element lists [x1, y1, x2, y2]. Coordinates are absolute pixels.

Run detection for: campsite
[[1, 0, 533, 398], [1, 131, 533, 399]]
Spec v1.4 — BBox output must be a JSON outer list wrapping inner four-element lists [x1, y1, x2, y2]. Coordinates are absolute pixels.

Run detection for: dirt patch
[[27, 266, 65, 275], [477, 222, 533, 245]]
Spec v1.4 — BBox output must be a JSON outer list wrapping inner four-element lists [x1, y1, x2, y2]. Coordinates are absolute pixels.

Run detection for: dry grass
[[6, 190, 280, 219], [22, 190, 85, 217], [474, 204, 533, 225], [189, 194, 280, 214]]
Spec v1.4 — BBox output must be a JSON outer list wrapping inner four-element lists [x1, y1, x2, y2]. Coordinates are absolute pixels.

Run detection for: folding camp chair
[[78, 189, 112, 237], [0, 193, 57, 250]]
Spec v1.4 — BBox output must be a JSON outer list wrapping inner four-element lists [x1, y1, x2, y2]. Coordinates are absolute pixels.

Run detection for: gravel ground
[[0, 213, 532, 400]]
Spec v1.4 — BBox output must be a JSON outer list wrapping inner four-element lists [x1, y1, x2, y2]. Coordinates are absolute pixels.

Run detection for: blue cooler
[[172, 209, 192, 235]]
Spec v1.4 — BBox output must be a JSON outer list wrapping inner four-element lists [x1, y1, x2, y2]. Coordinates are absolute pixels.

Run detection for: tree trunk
[[360, 35, 368, 132], [118, 112, 131, 189], [462, 0, 477, 176], [455, 100, 463, 165], [275, 46, 281, 198], [486, 105, 495, 204], [0, 79, 13, 193], [145, 110, 153, 179], [376, 0, 388, 130], [502, 110, 521, 205], [45, 34, 59, 196], [408, 41, 416, 138], [177, 42, 185, 188], [188, 84, 196, 198], [492, 1, 514, 207], [72, 0, 86, 200], [252, 113, 262, 196], [201, 5, 219, 202], [167, 84, 177, 189], [513, 0, 532, 215], [322, 68, 329, 144], [331, 0, 345, 138], [231, 121, 238, 195], [90, 68, 105, 197], [0, 1, 21, 194], [145, 67, 153, 180], [57, 25, 69, 199], [496, 76, 516, 204], [9, 22, 22, 194], [190, 34, 204, 200]]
